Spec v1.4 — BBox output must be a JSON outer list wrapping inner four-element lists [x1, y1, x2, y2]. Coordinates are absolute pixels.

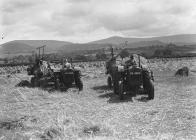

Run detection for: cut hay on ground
[[0, 57, 195, 139]]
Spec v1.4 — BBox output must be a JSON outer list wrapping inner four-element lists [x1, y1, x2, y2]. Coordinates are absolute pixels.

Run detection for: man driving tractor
[[63, 58, 72, 69], [125, 54, 136, 66]]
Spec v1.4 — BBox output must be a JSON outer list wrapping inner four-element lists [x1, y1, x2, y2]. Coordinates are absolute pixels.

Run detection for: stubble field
[[0, 57, 196, 140]]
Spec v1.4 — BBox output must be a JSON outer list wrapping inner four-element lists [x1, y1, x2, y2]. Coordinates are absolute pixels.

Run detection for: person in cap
[[125, 54, 136, 66]]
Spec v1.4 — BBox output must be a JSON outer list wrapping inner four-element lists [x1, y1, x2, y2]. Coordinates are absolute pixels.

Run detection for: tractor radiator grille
[[128, 68, 143, 87]]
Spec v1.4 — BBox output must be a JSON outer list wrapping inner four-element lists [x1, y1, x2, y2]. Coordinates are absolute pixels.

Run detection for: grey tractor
[[106, 54, 154, 100]]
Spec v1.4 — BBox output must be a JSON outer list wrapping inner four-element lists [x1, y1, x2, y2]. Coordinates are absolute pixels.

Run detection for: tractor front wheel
[[30, 77, 35, 87], [55, 78, 60, 90], [144, 79, 154, 100], [31, 77, 39, 87], [107, 76, 112, 89], [76, 78, 83, 91]]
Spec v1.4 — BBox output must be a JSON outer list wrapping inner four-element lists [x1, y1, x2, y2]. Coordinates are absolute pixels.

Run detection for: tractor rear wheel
[[119, 81, 124, 100], [143, 69, 154, 100], [113, 80, 119, 94], [144, 79, 154, 100], [76, 78, 83, 91]]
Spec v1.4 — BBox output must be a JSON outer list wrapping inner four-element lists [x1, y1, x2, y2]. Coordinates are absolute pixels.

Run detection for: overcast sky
[[1, 0, 196, 43]]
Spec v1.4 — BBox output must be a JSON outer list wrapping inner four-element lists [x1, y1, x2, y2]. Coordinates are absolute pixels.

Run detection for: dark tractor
[[52, 66, 83, 91], [27, 59, 83, 91], [27, 46, 83, 91], [106, 53, 154, 100]]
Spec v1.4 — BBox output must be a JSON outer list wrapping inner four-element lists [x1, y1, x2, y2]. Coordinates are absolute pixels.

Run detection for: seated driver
[[65, 63, 72, 69], [125, 55, 136, 66], [63, 59, 72, 69]]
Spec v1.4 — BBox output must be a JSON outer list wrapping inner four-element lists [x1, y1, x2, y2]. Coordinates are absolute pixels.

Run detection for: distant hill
[[0, 41, 34, 57], [89, 36, 143, 44], [126, 40, 166, 48], [0, 41, 34, 53], [0, 40, 167, 57], [18, 40, 72, 51], [89, 34, 196, 45], [150, 34, 196, 45], [125, 44, 196, 58], [0, 34, 196, 58], [0, 41, 112, 58], [0, 40, 73, 57]]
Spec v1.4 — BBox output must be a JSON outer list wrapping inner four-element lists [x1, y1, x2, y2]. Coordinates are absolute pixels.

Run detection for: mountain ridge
[[89, 34, 196, 44], [0, 34, 196, 57]]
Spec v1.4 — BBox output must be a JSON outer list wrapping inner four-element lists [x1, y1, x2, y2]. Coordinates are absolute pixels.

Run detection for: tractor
[[105, 48, 154, 100], [27, 46, 83, 91], [51, 64, 83, 91]]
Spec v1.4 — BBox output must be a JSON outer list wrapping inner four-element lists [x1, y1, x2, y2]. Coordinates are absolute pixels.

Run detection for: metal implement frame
[[36, 45, 46, 60]]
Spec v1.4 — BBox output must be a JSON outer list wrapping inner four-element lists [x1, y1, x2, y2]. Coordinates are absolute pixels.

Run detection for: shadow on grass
[[94, 84, 151, 103], [15, 80, 73, 93], [98, 91, 134, 103], [15, 80, 31, 88]]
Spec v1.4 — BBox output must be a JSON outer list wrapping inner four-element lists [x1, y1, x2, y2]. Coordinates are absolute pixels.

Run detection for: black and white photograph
[[0, 0, 196, 139]]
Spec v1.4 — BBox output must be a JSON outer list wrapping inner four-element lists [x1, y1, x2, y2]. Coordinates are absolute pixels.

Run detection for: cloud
[[0, 0, 196, 43], [93, 0, 196, 34], [2, 0, 43, 13]]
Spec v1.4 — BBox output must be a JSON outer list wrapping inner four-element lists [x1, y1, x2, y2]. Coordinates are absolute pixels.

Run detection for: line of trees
[[153, 48, 173, 57]]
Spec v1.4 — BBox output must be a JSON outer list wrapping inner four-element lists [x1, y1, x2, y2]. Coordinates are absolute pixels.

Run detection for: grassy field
[[0, 58, 196, 140]]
